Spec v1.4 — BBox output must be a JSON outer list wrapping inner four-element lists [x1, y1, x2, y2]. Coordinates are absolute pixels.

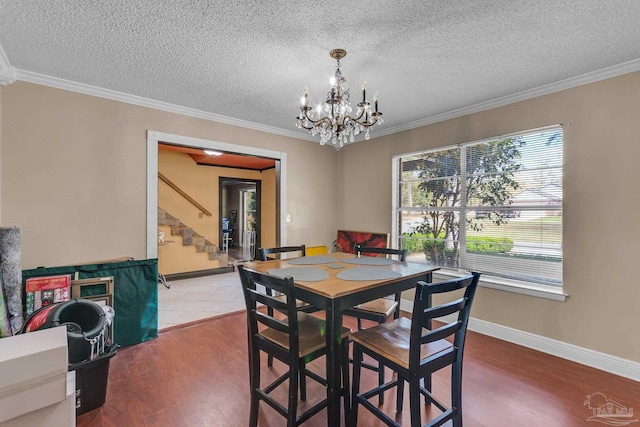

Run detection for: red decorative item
[[336, 230, 389, 254], [25, 274, 71, 315]]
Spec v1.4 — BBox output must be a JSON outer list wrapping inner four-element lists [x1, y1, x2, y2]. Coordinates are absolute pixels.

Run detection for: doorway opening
[[146, 130, 288, 261], [220, 178, 261, 261], [147, 131, 288, 329]]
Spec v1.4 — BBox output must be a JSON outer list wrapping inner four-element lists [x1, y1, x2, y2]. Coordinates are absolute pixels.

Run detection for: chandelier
[[296, 49, 383, 149]]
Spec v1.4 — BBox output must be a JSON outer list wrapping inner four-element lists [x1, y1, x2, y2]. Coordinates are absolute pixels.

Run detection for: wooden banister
[[158, 172, 212, 216]]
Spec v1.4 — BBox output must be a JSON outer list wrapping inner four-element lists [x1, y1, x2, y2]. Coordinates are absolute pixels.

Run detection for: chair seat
[[261, 312, 351, 358], [350, 317, 452, 369], [347, 297, 398, 317]]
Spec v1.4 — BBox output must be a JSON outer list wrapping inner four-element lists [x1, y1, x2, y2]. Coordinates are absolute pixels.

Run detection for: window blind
[[397, 125, 563, 286]]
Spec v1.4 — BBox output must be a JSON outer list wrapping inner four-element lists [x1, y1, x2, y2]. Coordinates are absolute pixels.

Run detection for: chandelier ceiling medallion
[[296, 49, 383, 150]]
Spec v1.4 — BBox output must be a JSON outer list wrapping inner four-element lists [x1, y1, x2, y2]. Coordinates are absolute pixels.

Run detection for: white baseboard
[[399, 299, 640, 382]]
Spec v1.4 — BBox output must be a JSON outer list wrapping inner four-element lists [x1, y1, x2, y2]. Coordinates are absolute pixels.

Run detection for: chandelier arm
[[350, 115, 380, 127], [298, 109, 333, 130], [302, 108, 333, 126], [348, 101, 376, 125], [349, 108, 366, 123], [348, 104, 369, 123], [342, 110, 380, 128]]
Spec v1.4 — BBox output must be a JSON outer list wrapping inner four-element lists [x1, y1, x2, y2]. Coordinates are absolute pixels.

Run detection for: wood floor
[[76, 311, 639, 427]]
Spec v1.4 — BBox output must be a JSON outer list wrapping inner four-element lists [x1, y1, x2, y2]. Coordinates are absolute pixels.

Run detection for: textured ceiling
[[1, 1, 640, 143]]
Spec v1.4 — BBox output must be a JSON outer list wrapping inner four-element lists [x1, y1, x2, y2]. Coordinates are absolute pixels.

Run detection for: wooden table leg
[[424, 272, 433, 397], [325, 300, 343, 426]]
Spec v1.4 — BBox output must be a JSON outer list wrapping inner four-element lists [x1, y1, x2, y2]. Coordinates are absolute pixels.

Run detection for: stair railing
[[158, 172, 212, 217]]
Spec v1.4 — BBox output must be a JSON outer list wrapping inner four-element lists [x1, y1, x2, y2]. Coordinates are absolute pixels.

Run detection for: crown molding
[[0, 44, 16, 85], [8, 56, 640, 141], [13, 68, 313, 141], [374, 57, 640, 138]]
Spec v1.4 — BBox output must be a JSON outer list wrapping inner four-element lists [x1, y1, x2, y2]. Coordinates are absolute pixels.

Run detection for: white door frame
[[146, 130, 287, 259]]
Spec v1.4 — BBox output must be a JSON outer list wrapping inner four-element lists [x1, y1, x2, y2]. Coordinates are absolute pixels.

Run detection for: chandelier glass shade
[[296, 49, 383, 149]]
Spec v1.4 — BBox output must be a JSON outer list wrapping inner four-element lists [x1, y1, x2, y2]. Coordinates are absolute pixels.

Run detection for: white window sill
[[432, 269, 568, 302]]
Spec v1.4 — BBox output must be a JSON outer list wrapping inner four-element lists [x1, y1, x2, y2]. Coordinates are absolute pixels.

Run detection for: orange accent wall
[[158, 149, 275, 274]]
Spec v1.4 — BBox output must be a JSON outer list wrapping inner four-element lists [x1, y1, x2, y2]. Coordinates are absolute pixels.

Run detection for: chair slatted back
[[258, 245, 306, 261], [238, 265, 300, 357], [409, 272, 481, 369], [355, 244, 407, 261]]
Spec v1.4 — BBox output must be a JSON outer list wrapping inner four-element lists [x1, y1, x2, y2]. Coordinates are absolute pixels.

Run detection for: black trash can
[[20, 298, 116, 415], [71, 344, 117, 415], [21, 298, 110, 363]]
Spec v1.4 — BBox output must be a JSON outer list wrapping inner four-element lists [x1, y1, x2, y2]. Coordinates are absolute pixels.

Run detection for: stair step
[[193, 237, 206, 252], [210, 252, 229, 264], [180, 228, 194, 246], [170, 225, 188, 235], [159, 218, 180, 226], [159, 207, 229, 266]]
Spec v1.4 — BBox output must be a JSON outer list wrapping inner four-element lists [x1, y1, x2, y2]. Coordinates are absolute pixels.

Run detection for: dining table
[[243, 251, 440, 426]]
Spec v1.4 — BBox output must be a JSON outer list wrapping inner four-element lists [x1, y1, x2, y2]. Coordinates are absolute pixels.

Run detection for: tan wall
[[160, 150, 220, 245], [338, 71, 640, 362], [0, 82, 338, 269]]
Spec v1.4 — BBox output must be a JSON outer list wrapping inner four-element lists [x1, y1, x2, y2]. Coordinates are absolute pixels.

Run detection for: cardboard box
[[1, 371, 75, 427], [0, 327, 70, 424]]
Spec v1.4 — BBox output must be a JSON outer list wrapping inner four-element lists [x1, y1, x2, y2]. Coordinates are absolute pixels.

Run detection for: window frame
[[391, 125, 567, 301]]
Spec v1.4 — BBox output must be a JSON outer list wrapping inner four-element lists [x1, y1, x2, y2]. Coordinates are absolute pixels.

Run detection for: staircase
[[158, 208, 232, 271]]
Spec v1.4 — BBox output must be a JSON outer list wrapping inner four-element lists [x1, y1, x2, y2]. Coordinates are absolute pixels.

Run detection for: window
[[394, 125, 563, 288]]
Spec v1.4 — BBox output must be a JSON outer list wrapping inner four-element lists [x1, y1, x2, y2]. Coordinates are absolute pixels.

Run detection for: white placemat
[[287, 255, 337, 265], [337, 267, 402, 281], [340, 256, 394, 266], [267, 267, 329, 282]]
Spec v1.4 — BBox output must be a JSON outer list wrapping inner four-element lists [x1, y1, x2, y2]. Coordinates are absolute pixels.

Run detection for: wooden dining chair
[[257, 245, 321, 367], [258, 245, 307, 261], [349, 272, 481, 427], [344, 244, 408, 328], [238, 265, 351, 427], [342, 243, 408, 404]]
